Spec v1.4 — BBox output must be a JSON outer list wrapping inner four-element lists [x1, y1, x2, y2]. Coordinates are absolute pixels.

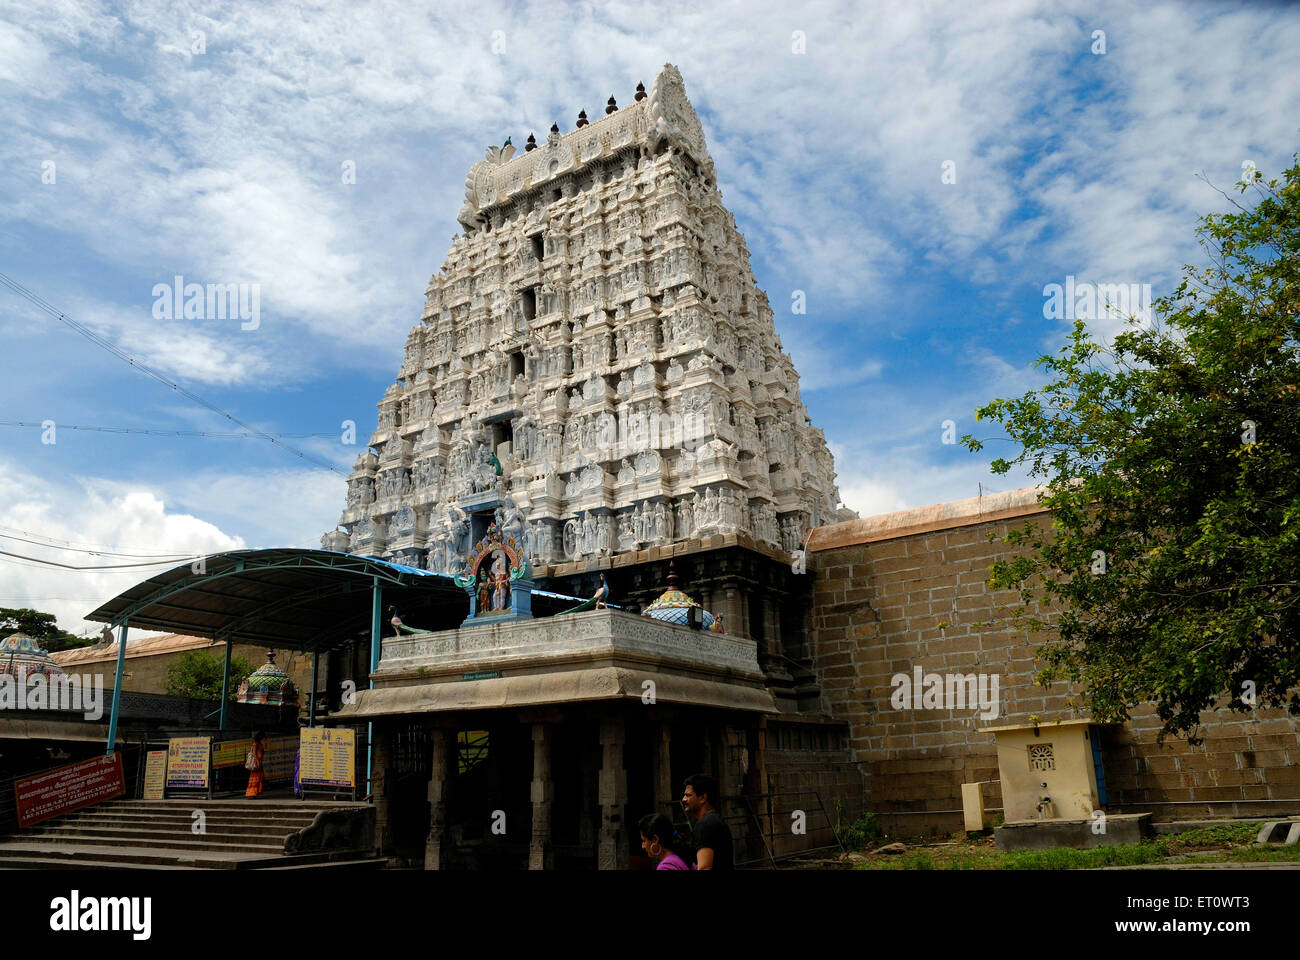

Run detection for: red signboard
[[14, 753, 126, 828]]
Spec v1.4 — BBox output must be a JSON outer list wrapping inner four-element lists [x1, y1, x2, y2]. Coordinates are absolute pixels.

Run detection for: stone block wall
[[807, 488, 1300, 836]]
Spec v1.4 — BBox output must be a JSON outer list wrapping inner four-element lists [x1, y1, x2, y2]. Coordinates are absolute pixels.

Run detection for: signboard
[[166, 736, 211, 788], [142, 751, 167, 800], [463, 671, 501, 680], [299, 727, 355, 788], [212, 738, 253, 769], [264, 735, 297, 784], [15, 753, 125, 828]]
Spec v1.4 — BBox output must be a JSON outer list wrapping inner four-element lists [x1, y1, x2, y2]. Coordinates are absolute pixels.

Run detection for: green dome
[[1, 633, 68, 681], [237, 651, 299, 707]]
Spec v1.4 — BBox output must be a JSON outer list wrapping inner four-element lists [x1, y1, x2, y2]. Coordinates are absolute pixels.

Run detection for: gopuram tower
[[324, 64, 854, 701]]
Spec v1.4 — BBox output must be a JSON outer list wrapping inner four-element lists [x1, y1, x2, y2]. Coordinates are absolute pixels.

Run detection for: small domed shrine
[[642, 564, 725, 632], [0, 633, 68, 680], [236, 651, 299, 707]]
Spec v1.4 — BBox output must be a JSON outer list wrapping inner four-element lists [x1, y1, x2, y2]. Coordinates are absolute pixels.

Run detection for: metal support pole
[[367, 578, 381, 796], [105, 619, 129, 754], [309, 649, 320, 728], [218, 637, 234, 732]]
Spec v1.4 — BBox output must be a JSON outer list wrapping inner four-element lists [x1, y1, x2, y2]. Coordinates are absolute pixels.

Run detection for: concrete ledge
[[995, 813, 1151, 851], [329, 666, 779, 718], [808, 485, 1049, 553]]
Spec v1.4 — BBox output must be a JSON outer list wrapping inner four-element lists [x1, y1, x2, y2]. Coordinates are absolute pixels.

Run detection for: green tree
[[0, 607, 95, 652], [964, 156, 1300, 741], [164, 650, 255, 701]]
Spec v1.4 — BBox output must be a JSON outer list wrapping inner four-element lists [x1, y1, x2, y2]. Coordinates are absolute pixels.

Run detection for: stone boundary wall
[[808, 487, 1300, 836]]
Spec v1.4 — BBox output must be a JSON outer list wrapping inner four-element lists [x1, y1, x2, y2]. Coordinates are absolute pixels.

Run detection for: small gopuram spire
[[605, 94, 617, 114], [550, 122, 560, 134], [525, 132, 537, 151], [576, 108, 588, 128], [634, 81, 646, 101]]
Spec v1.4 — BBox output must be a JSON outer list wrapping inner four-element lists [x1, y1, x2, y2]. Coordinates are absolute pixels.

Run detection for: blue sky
[[1, 0, 1298, 632]]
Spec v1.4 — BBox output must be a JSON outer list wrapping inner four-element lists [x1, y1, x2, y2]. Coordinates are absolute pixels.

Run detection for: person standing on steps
[[245, 731, 265, 798], [682, 774, 733, 871]]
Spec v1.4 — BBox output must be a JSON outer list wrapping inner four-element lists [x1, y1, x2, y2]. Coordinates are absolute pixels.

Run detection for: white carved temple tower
[[323, 64, 852, 671]]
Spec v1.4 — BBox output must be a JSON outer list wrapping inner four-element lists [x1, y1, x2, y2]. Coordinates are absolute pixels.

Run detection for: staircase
[[0, 799, 386, 870]]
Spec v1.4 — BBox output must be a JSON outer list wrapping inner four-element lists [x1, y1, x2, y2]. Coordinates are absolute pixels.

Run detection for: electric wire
[[0, 271, 348, 476], [0, 548, 200, 570], [0, 420, 337, 440]]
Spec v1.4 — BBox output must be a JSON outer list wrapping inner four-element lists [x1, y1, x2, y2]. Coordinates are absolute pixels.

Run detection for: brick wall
[[58, 643, 319, 712], [808, 488, 1300, 836]]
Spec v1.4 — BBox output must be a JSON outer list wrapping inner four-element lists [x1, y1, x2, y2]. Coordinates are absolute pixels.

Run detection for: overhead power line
[[0, 531, 198, 561], [0, 420, 337, 440], [0, 271, 348, 476], [0, 548, 199, 571]]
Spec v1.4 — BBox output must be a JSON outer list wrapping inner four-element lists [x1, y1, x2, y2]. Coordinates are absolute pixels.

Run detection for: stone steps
[[0, 798, 379, 870], [0, 840, 384, 870]]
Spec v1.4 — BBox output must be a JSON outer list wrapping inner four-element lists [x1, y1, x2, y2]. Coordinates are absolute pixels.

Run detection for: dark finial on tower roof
[[635, 81, 646, 101], [576, 108, 588, 128], [666, 560, 680, 590], [550, 122, 560, 134], [605, 94, 617, 115], [525, 132, 537, 152]]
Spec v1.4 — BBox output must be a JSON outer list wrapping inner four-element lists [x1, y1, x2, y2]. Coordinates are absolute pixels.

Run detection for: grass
[[849, 821, 1290, 870]]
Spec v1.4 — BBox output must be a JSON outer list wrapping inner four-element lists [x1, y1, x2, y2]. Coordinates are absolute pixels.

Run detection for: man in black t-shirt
[[682, 773, 734, 870]]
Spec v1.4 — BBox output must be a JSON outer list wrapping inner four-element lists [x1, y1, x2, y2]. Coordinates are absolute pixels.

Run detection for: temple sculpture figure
[[322, 63, 854, 580]]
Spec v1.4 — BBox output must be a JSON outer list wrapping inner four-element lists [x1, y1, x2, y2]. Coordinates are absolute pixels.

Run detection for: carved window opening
[[509, 351, 525, 381], [1028, 744, 1055, 771], [520, 287, 536, 322], [529, 233, 544, 262]]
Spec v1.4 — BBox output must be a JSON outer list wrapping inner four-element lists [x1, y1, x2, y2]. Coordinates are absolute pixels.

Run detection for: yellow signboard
[[212, 738, 253, 769], [299, 728, 355, 788], [166, 736, 211, 788], [143, 751, 167, 799], [264, 735, 297, 783]]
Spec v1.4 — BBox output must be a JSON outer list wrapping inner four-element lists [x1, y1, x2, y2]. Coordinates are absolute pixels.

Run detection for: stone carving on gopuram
[[322, 64, 855, 574]]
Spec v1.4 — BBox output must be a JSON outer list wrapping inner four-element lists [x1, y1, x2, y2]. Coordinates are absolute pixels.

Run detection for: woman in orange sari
[[245, 731, 265, 798]]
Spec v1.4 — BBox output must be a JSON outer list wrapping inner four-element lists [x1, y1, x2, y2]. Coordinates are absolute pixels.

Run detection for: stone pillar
[[598, 715, 628, 870], [650, 721, 672, 816], [764, 595, 782, 657], [529, 723, 555, 870], [721, 725, 747, 802], [579, 740, 599, 852], [372, 727, 392, 856], [424, 727, 452, 870], [722, 579, 743, 638], [721, 724, 749, 862]]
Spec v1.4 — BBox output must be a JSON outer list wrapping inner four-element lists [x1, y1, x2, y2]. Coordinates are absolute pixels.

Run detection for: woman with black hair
[[638, 813, 692, 871]]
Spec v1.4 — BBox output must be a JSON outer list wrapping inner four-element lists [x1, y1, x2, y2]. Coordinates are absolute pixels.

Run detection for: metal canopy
[[83, 549, 470, 652]]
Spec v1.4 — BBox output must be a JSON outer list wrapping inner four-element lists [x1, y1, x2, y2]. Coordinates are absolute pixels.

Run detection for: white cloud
[[0, 457, 243, 634]]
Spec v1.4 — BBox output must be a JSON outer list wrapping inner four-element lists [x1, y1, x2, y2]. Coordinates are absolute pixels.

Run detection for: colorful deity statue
[[453, 521, 533, 623]]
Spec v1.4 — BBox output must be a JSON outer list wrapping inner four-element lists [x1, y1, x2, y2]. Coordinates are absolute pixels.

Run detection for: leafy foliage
[[164, 649, 255, 701], [964, 156, 1300, 741], [839, 813, 885, 850], [0, 607, 94, 652]]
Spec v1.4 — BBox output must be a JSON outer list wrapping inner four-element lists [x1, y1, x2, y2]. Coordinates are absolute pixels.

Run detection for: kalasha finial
[[666, 560, 680, 589], [576, 109, 588, 128], [550, 122, 560, 135], [525, 132, 537, 152], [635, 81, 646, 101], [605, 94, 617, 115]]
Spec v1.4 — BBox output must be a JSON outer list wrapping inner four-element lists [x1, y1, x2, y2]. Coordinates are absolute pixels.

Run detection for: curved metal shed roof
[[83, 549, 470, 652]]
